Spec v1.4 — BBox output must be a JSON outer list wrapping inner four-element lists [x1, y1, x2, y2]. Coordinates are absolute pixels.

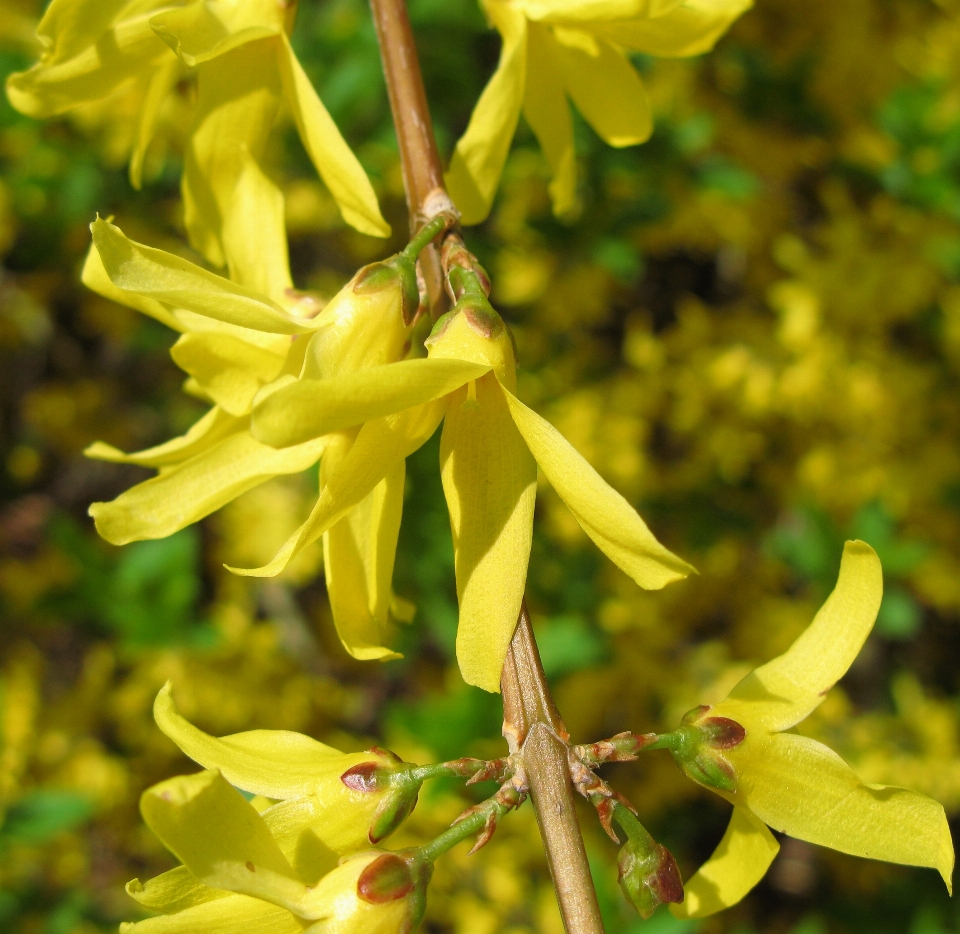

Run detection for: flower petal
[[89, 429, 326, 545], [523, 24, 576, 216], [276, 35, 390, 238], [180, 39, 283, 271], [592, 0, 752, 56], [503, 388, 695, 588], [6, 10, 170, 117], [445, 4, 528, 225], [554, 28, 652, 146], [170, 333, 287, 417], [720, 540, 882, 732], [126, 866, 226, 915], [323, 439, 406, 661], [91, 218, 306, 334], [140, 770, 308, 911], [129, 57, 182, 189], [85, 406, 240, 468], [231, 401, 445, 577], [120, 893, 302, 934], [441, 376, 537, 692], [513, 0, 685, 21], [670, 806, 778, 919], [153, 683, 377, 801], [251, 358, 489, 447], [734, 731, 954, 892], [149, 4, 278, 68]]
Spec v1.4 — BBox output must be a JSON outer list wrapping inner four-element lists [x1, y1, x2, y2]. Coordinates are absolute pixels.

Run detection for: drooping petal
[[513, 0, 685, 21], [441, 376, 537, 692], [179, 39, 284, 270], [170, 333, 287, 417], [503, 388, 694, 588], [129, 56, 183, 189], [81, 241, 182, 332], [126, 866, 226, 915], [89, 429, 326, 545], [140, 770, 308, 912], [31, 0, 131, 64], [554, 27, 652, 146], [592, 0, 752, 56], [719, 540, 882, 732], [323, 439, 407, 662], [6, 11, 170, 117], [670, 806, 779, 919], [153, 684, 378, 801], [85, 406, 241, 468], [523, 23, 576, 215], [91, 218, 307, 335], [149, 4, 278, 68], [276, 35, 390, 238], [251, 358, 490, 448], [732, 731, 954, 892], [445, 4, 528, 225], [230, 401, 445, 577], [260, 796, 361, 870], [119, 892, 302, 934]]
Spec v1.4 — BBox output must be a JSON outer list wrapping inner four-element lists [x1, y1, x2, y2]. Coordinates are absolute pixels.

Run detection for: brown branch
[[502, 604, 606, 934], [368, 4, 605, 931]]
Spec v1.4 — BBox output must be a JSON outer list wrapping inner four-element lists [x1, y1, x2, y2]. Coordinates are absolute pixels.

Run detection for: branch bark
[[368, 4, 605, 931]]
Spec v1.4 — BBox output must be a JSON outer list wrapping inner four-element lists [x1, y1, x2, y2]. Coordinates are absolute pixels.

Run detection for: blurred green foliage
[[3, 0, 960, 933]]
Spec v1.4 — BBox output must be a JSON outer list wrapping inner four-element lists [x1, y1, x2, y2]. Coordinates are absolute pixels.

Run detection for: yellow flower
[[670, 541, 955, 919], [6, 0, 389, 277], [244, 271, 694, 691], [84, 217, 419, 657], [125, 763, 427, 934], [446, 0, 751, 223]]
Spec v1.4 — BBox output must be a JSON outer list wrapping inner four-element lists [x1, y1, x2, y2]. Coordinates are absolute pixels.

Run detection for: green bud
[[341, 747, 423, 844], [617, 831, 684, 919], [669, 705, 746, 793]]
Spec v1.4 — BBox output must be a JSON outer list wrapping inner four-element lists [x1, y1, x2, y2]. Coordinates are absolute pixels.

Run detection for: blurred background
[[2, 0, 960, 932]]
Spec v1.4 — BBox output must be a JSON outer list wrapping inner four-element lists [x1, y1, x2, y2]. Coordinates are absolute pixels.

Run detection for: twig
[[367, 4, 606, 931]]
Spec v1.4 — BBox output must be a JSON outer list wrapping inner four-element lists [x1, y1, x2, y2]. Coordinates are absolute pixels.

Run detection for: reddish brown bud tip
[[650, 845, 684, 905], [357, 853, 414, 904], [463, 304, 503, 339], [703, 716, 746, 749], [341, 761, 382, 793]]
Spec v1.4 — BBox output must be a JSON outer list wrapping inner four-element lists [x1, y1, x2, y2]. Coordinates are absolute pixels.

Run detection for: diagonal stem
[[367, 3, 605, 932]]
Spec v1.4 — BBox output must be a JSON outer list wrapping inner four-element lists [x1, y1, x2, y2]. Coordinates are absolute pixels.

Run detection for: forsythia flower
[[126, 768, 426, 934], [84, 216, 419, 658], [244, 271, 694, 691], [670, 541, 955, 919], [446, 0, 751, 223], [7, 0, 389, 280]]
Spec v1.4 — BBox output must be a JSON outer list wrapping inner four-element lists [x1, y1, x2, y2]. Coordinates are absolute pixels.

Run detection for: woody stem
[[368, 4, 605, 932]]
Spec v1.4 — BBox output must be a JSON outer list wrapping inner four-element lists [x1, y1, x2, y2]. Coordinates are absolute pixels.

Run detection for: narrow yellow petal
[[170, 333, 287, 417], [81, 242, 182, 332], [6, 11, 169, 117], [180, 40, 283, 270], [129, 57, 182, 189], [251, 358, 489, 448], [445, 5, 528, 225], [733, 731, 954, 891], [554, 28, 652, 146], [323, 435, 406, 661], [140, 770, 308, 911], [149, 4, 278, 68], [85, 406, 240, 468], [592, 0, 752, 56], [503, 388, 694, 588], [32, 0, 131, 65], [153, 683, 378, 801], [120, 893, 302, 934], [441, 376, 537, 692], [720, 540, 882, 732], [671, 806, 778, 919], [89, 429, 325, 545], [91, 218, 306, 335], [126, 866, 226, 914], [276, 35, 390, 238], [230, 401, 445, 578], [514, 0, 684, 21], [523, 24, 577, 216]]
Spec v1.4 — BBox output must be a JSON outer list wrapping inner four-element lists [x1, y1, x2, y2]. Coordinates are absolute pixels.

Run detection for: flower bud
[[669, 705, 746, 793], [302, 256, 419, 380], [341, 747, 422, 844], [300, 849, 431, 934], [617, 832, 684, 919]]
